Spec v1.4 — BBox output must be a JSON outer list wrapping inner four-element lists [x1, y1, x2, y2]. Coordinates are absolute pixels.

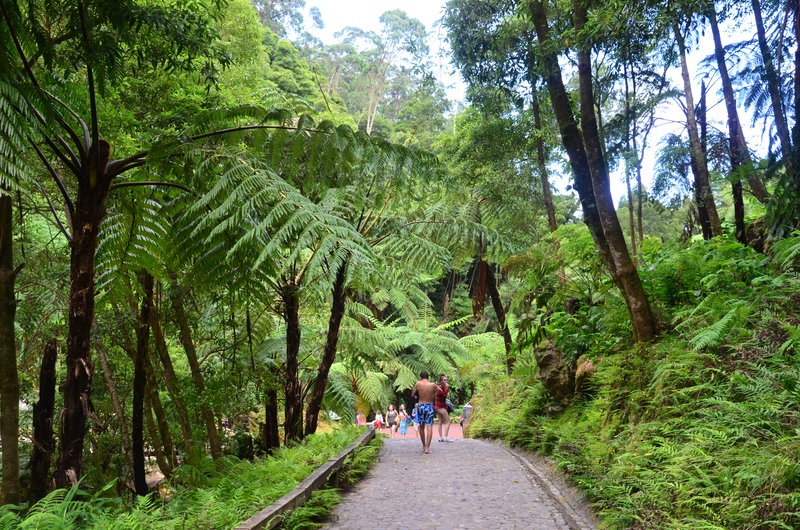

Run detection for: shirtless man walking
[[411, 371, 438, 454]]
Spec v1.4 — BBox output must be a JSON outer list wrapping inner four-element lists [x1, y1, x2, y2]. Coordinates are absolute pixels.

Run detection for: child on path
[[398, 404, 409, 436]]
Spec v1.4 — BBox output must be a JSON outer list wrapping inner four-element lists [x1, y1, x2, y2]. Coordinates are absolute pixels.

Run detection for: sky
[[306, 0, 466, 100], [302, 1, 771, 207]]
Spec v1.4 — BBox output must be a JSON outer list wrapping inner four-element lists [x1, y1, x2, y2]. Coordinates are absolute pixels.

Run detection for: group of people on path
[[371, 403, 412, 437], [355, 372, 455, 453]]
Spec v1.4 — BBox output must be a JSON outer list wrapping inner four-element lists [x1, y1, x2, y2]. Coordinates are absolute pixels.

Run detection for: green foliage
[[278, 437, 382, 529], [469, 237, 800, 529], [0, 429, 367, 530]]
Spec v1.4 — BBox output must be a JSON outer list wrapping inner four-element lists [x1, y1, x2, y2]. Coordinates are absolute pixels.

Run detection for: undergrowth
[[470, 237, 800, 529], [278, 436, 382, 529], [0, 427, 369, 530]]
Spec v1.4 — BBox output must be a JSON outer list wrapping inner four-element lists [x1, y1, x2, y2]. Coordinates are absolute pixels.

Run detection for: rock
[[534, 339, 574, 405], [574, 355, 597, 394]]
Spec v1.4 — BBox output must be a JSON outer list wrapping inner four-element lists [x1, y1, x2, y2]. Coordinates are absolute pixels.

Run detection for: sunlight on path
[[325, 437, 573, 529]]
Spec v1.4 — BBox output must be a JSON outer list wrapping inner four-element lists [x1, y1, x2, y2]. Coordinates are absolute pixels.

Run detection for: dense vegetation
[[0, 0, 799, 528]]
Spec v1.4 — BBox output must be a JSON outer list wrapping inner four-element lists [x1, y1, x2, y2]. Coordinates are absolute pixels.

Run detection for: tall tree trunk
[[305, 263, 347, 436], [674, 21, 722, 239], [170, 284, 221, 458], [263, 370, 280, 453], [532, 94, 558, 234], [623, 61, 638, 256], [752, 0, 792, 160], [529, 1, 616, 279], [532, 90, 566, 284], [695, 81, 714, 239], [144, 394, 172, 478], [486, 262, 514, 372], [145, 357, 175, 473], [132, 273, 153, 496], [152, 308, 193, 453], [708, 6, 768, 212], [29, 340, 57, 505], [0, 191, 21, 504], [96, 342, 133, 478], [574, 0, 656, 342], [55, 141, 113, 487], [282, 282, 303, 443]]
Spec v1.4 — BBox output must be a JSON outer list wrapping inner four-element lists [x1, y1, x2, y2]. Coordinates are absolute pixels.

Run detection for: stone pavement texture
[[325, 437, 573, 530]]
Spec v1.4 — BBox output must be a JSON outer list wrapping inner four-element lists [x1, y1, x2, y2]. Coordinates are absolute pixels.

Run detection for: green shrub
[[0, 428, 369, 530]]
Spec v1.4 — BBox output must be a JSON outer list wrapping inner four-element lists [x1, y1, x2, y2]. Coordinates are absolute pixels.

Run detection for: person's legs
[[436, 408, 448, 441], [418, 424, 426, 451], [443, 411, 451, 440], [425, 422, 433, 451]]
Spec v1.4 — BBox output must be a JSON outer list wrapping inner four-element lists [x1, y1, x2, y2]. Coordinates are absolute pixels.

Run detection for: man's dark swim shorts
[[417, 403, 434, 425]]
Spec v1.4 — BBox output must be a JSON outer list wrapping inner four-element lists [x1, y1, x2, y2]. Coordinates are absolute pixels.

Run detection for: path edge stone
[[505, 447, 596, 530], [235, 427, 376, 530]]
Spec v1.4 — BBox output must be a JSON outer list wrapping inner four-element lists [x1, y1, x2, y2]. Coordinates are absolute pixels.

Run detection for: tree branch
[[110, 181, 193, 194], [29, 139, 75, 217]]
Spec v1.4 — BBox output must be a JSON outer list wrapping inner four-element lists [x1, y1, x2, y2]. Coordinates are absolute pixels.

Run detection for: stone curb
[[235, 427, 376, 530], [506, 447, 596, 530]]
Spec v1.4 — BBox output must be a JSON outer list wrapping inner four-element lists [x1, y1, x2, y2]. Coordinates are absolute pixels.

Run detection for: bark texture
[[574, 0, 655, 342], [674, 22, 722, 239], [96, 342, 133, 478], [170, 284, 221, 458], [282, 282, 303, 443], [55, 140, 113, 487], [752, 0, 792, 160], [152, 309, 193, 453], [708, 5, 767, 216], [305, 263, 347, 436], [132, 273, 154, 496], [529, 1, 615, 277], [0, 192, 21, 504], [29, 340, 57, 504], [262, 376, 280, 453], [486, 262, 514, 372]]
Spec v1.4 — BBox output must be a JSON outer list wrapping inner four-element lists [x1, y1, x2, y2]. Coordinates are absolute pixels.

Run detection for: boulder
[[534, 339, 574, 405], [574, 355, 597, 394]]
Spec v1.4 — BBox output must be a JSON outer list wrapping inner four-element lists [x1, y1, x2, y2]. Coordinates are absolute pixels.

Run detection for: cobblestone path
[[325, 438, 576, 530]]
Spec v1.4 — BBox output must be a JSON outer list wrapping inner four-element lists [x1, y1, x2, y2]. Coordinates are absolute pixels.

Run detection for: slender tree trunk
[[282, 282, 303, 443], [144, 394, 172, 477], [29, 340, 57, 505], [752, 0, 792, 159], [695, 82, 714, 238], [623, 62, 638, 256], [170, 284, 221, 458], [96, 342, 133, 476], [486, 263, 514, 372], [145, 357, 175, 473], [794, 0, 800, 153], [631, 70, 645, 245], [574, 0, 656, 342], [152, 309, 193, 453], [132, 273, 153, 496], [674, 21, 722, 238], [529, 1, 616, 278], [305, 263, 347, 436], [55, 141, 113, 487], [263, 381, 280, 452], [0, 191, 21, 504], [531, 94, 558, 233], [708, 6, 768, 211], [530, 87, 566, 284]]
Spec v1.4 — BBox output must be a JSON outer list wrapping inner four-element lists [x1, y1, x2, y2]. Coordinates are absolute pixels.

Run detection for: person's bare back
[[413, 379, 437, 404]]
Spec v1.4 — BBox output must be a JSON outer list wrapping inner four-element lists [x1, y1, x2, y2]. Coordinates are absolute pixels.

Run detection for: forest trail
[[324, 437, 593, 530]]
